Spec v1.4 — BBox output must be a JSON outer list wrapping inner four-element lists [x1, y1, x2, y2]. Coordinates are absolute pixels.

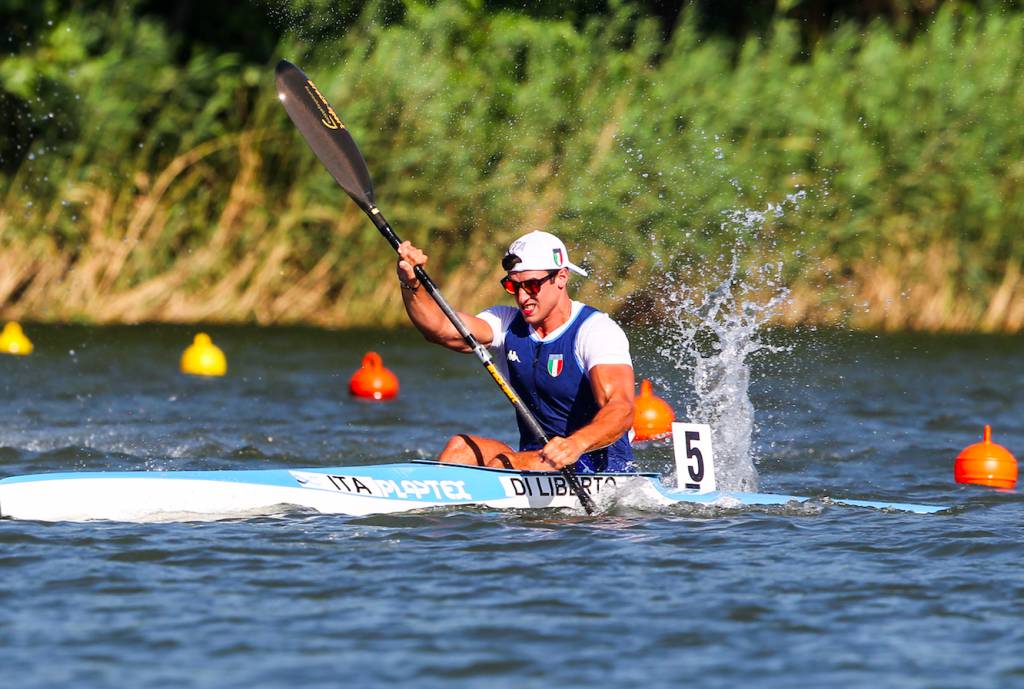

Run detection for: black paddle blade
[[275, 59, 376, 212]]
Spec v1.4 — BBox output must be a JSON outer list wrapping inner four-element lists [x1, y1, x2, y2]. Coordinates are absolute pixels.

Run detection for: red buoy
[[349, 352, 399, 400], [632, 379, 675, 442], [954, 425, 1017, 489]]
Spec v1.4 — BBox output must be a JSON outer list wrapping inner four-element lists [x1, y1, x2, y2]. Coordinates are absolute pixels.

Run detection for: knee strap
[[457, 434, 486, 467], [493, 453, 514, 470]]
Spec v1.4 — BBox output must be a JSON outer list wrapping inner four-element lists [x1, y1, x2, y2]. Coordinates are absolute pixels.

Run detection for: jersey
[[477, 302, 634, 473]]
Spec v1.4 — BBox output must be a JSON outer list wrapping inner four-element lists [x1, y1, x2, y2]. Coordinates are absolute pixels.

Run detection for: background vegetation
[[2, 0, 1023, 330]]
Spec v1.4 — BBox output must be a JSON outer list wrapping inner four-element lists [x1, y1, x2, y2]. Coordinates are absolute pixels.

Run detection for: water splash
[[654, 195, 802, 491]]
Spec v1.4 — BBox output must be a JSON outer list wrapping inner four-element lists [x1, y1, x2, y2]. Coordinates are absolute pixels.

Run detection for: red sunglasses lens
[[500, 271, 556, 297], [501, 277, 540, 296]]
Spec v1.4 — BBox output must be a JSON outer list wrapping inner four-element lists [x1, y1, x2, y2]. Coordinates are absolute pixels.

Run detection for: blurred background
[[2, 0, 1022, 331]]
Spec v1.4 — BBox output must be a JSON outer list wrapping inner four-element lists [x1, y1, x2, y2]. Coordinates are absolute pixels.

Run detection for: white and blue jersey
[[477, 301, 635, 473]]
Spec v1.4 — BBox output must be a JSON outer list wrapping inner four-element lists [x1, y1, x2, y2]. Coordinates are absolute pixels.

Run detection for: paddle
[[274, 59, 597, 514]]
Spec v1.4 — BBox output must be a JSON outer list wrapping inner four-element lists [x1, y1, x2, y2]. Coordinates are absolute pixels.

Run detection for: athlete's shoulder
[[573, 303, 632, 369], [479, 304, 519, 320], [477, 305, 519, 330], [576, 304, 629, 340], [476, 305, 520, 350]]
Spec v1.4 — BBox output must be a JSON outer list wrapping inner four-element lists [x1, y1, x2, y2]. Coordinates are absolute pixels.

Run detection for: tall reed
[[1, 2, 1022, 329]]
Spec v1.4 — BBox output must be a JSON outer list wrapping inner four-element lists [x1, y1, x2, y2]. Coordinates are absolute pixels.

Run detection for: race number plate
[[671, 422, 717, 493]]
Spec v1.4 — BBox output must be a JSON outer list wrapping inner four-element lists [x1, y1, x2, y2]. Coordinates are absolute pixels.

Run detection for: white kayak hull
[[0, 461, 946, 522]]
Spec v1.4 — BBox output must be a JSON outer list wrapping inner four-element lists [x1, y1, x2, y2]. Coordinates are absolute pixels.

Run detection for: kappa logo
[[547, 353, 564, 377], [507, 350, 521, 363]]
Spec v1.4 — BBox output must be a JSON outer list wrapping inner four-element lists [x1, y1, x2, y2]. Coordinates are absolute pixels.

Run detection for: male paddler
[[396, 230, 636, 473]]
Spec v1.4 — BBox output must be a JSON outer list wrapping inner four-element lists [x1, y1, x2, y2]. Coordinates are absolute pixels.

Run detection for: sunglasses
[[500, 270, 559, 297]]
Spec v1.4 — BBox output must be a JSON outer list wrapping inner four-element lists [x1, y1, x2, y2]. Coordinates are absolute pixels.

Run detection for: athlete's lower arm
[[568, 396, 634, 454], [401, 289, 492, 353], [568, 363, 636, 453]]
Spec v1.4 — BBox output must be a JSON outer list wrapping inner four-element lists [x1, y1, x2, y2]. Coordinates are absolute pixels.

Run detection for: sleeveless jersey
[[503, 305, 634, 473]]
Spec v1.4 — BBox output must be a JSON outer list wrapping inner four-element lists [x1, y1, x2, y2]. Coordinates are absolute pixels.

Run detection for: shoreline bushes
[[1, 2, 1022, 330]]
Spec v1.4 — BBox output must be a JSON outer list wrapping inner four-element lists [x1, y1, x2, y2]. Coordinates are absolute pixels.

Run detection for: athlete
[[397, 230, 635, 473]]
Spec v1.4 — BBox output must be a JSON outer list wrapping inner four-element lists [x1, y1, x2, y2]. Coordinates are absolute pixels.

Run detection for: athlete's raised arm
[[396, 241, 494, 352]]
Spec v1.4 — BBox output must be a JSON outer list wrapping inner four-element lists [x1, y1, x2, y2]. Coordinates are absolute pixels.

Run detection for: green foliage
[[1, 0, 1023, 328]]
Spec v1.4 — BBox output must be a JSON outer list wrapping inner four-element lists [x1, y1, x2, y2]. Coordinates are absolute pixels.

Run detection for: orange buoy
[[632, 379, 675, 442], [349, 352, 399, 401], [954, 425, 1017, 489]]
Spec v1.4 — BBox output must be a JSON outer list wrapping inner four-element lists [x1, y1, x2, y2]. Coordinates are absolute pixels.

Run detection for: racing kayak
[[0, 460, 946, 522]]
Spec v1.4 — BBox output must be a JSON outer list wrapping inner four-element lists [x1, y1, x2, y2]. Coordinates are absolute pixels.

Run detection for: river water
[[1, 324, 1022, 688]]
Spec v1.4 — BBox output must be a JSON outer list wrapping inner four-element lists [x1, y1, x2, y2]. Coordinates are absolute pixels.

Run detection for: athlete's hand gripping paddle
[[274, 60, 597, 514]]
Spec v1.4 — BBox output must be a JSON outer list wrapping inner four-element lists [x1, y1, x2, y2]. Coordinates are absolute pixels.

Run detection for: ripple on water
[[3, 326, 1024, 689]]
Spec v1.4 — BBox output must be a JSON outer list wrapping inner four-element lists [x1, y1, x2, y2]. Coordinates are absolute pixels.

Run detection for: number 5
[[671, 423, 717, 493], [685, 431, 704, 485]]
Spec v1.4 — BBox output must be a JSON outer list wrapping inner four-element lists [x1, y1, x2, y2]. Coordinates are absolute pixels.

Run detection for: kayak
[[0, 460, 946, 522]]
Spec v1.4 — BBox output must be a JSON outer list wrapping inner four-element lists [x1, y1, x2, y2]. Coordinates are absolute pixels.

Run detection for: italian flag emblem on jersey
[[547, 354, 564, 377]]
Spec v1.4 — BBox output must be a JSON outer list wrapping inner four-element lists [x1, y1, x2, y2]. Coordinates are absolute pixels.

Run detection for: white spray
[[654, 194, 802, 492]]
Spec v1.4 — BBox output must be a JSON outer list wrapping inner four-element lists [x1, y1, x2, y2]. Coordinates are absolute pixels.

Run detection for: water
[[2, 324, 1024, 688], [653, 253, 790, 492], [641, 190, 807, 492]]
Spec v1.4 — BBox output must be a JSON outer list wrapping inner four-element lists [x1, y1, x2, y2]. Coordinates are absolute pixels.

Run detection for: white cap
[[502, 230, 588, 276]]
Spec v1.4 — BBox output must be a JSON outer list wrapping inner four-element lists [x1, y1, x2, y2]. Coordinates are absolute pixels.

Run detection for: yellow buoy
[[0, 322, 33, 355], [180, 332, 227, 377]]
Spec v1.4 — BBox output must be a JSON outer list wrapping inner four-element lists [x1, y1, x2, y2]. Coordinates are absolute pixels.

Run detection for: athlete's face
[[504, 269, 568, 324]]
